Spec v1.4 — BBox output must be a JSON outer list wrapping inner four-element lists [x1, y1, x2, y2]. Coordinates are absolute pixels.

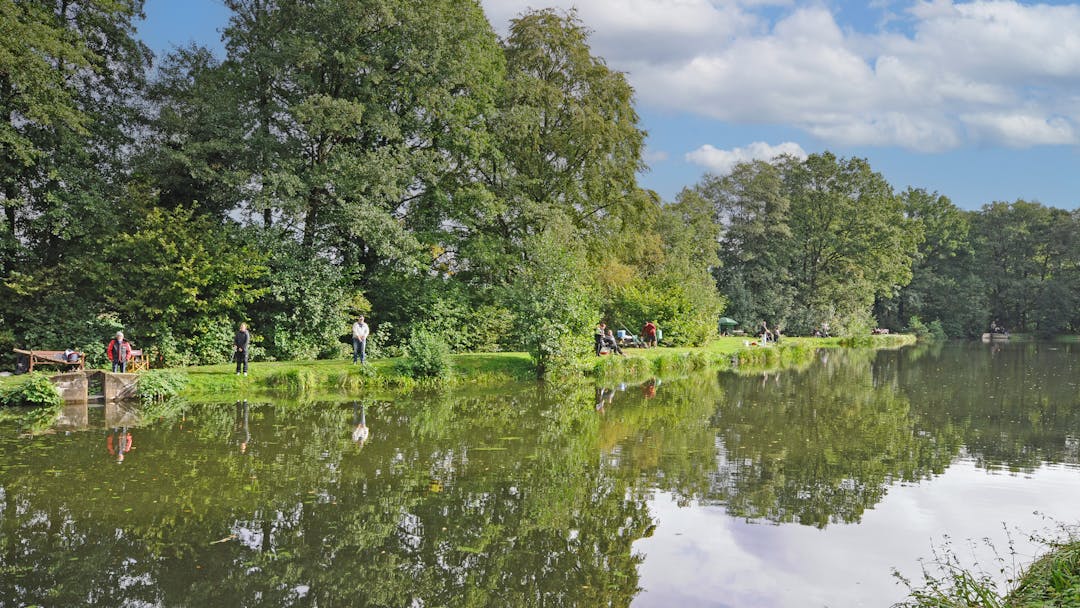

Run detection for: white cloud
[[962, 112, 1077, 147], [481, 0, 1080, 150], [685, 141, 807, 174]]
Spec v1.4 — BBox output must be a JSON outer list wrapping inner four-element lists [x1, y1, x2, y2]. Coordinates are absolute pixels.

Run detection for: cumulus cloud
[[480, 0, 1080, 150], [685, 141, 808, 174]]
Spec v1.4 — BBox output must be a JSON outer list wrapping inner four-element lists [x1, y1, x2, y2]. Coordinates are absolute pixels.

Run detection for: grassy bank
[[899, 538, 1080, 607], [169, 334, 915, 398], [0, 335, 915, 402], [1006, 541, 1080, 606]]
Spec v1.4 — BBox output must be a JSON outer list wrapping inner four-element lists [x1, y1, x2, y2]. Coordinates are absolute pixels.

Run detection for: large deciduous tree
[[152, 0, 504, 271], [1, 0, 149, 257], [970, 201, 1080, 336], [0, 0, 150, 360], [696, 153, 918, 335], [782, 153, 918, 334], [699, 159, 795, 330], [876, 188, 987, 337]]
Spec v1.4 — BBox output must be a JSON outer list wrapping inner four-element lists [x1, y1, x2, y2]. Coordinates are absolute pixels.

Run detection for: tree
[[698, 159, 795, 330], [457, 8, 645, 287], [970, 201, 1080, 335], [505, 221, 597, 378], [0, 0, 151, 362], [96, 205, 268, 364], [877, 188, 986, 337], [782, 153, 918, 334]]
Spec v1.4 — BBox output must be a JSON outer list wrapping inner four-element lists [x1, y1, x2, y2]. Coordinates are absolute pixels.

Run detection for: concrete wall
[[50, 371, 139, 403], [103, 372, 139, 401], [50, 372, 88, 402]]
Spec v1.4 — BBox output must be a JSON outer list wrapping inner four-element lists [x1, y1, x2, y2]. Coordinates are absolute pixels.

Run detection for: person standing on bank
[[107, 331, 133, 373], [352, 315, 370, 364], [234, 322, 251, 376]]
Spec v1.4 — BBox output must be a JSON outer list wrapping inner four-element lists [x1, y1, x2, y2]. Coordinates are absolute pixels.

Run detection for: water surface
[[2, 342, 1078, 606]]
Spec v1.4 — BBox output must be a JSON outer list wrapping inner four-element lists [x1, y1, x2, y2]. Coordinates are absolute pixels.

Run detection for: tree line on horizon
[[1, 0, 1077, 375]]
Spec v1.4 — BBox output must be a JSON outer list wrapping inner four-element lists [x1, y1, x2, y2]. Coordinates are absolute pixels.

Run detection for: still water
[[2, 342, 1079, 607]]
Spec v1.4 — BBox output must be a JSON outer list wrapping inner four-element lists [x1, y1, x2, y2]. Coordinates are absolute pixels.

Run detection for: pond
[[1, 342, 1079, 607]]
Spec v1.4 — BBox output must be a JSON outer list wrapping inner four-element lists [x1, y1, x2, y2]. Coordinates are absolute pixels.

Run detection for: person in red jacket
[[107, 331, 133, 373]]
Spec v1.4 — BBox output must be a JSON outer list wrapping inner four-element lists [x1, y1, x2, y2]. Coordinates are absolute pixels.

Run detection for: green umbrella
[[718, 317, 738, 326]]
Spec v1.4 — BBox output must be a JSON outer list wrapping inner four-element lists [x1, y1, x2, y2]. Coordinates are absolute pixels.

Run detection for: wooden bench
[[128, 349, 150, 373], [14, 348, 85, 373]]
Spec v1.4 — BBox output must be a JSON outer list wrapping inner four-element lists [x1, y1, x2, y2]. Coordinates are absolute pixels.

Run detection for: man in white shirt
[[352, 315, 370, 364]]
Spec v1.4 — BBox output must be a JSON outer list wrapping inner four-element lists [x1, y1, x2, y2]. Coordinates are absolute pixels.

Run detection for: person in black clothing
[[234, 323, 251, 376]]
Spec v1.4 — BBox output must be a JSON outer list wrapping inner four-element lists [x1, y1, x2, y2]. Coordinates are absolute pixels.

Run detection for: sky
[[139, 0, 1080, 210]]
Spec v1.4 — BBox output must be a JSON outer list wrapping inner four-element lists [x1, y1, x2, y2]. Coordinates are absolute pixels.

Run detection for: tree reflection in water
[[2, 343, 1079, 605]]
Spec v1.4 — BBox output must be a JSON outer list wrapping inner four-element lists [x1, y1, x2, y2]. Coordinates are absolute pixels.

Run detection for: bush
[[136, 369, 190, 402], [906, 316, 948, 342], [248, 231, 352, 361], [606, 263, 725, 347], [402, 328, 453, 379], [504, 227, 598, 378], [265, 368, 319, 392], [0, 373, 62, 408], [364, 321, 403, 359]]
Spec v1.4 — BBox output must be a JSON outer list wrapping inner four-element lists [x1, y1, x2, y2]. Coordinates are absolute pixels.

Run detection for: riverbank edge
[[900, 539, 1080, 607], [1004, 540, 1080, 606], [0, 335, 917, 403]]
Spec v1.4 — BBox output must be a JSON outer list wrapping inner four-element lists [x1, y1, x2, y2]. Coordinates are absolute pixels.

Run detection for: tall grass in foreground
[[894, 526, 1080, 608]]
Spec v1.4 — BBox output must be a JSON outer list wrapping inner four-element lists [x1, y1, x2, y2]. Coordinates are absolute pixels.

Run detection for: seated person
[[594, 322, 607, 356], [603, 329, 625, 356]]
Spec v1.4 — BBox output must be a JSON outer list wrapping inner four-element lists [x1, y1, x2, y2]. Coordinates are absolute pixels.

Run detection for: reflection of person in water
[[107, 427, 133, 463], [641, 379, 658, 399], [236, 400, 251, 454], [352, 402, 370, 446], [595, 386, 616, 413]]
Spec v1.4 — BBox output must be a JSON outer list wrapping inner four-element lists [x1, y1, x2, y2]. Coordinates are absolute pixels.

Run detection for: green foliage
[[906, 316, 948, 342], [136, 369, 190, 403], [970, 201, 1080, 337], [1007, 540, 1080, 606], [0, 274, 123, 368], [401, 328, 453, 380], [505, 227, 597, 378], [698, 153, 918, 336], [265, 368, 320, 393], [607, 268, 723, 347], [95, 204, 268, 365], [701, 160, 795, 329], [248, 231, 351, 361], [486, 8, 644, 235], [0, 373, 62, 408]]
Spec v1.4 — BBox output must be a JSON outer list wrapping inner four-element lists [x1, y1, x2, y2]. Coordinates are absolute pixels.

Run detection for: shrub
[[265, 368, 319, 392], [136, 369, 190, 402], [0, 373, 62, 408], [402, 328, 453, 379], [907, 316, 949, 342]]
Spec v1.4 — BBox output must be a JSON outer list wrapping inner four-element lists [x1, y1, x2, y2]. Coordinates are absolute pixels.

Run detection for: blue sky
[[140, 0, 1080, 210]]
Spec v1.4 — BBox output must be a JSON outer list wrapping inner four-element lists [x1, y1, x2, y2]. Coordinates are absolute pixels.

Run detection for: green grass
[[588, 336, 859, 382], [1006, 541, 1080, 607], [897, 539, 1080, 608], [0, 335, 913, 399]]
